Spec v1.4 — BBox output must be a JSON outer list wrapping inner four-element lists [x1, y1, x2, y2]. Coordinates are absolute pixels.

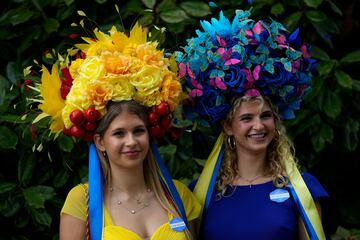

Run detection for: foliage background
[[0, 0, 359, 239]]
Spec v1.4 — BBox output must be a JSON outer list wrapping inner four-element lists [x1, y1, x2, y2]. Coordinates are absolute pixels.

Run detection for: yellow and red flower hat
[[31, 23, 183, 141]]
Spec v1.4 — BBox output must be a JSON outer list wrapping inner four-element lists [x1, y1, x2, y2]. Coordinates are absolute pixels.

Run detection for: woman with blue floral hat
[[30, 23, 200, 240], [175, 9, 328, 240]]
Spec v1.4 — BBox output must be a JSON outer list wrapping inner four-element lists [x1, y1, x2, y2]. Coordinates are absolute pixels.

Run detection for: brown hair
[[216, 96, 296, 196]]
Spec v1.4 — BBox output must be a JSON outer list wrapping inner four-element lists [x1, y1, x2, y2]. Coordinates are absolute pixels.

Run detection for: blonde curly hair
[[216, 96, 297, 196]]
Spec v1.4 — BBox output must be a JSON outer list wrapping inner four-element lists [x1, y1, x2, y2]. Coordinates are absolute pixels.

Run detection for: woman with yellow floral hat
[[175, 9, 328, 240], [31, 23, 200, 240]]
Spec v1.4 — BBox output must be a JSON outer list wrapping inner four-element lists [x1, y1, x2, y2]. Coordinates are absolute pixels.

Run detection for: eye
[[133, 127, 146, 135], [113, 130, 125, 137], [261, 111, 273, 119], [239, 115, 252, 122]]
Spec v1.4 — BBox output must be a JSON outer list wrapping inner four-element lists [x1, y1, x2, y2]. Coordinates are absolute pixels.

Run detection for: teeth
[[248, 133, 265, 138]]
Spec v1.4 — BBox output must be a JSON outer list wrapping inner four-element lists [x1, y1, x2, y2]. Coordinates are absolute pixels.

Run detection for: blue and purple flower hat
[[175, 9, 316, 126]]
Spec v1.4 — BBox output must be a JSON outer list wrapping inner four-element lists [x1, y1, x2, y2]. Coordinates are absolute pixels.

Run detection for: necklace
[[238, 174, 264, 188], [110, 186, 152, 214]]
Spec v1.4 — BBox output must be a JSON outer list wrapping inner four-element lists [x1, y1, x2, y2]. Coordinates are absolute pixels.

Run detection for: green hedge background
[[0, 0, 360, 239]]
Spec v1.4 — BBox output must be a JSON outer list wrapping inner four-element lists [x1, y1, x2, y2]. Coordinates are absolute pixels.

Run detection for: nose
[[252, 117, 264, 131], [125, 133, 137, 146]]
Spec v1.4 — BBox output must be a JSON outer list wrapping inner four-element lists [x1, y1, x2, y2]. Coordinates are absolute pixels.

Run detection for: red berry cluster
[[148, 101, 173, 139], [63, 107, 100, 141], [60, 67, 73, 100]]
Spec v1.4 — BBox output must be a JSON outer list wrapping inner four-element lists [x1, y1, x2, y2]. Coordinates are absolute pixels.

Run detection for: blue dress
[[200, 173, 329, 240]]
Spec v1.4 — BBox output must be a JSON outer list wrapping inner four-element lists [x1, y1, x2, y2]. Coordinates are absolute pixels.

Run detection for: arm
[[189, 219, 200, 240], [298, 200, 322, 240], [60, 213, 86, 240]]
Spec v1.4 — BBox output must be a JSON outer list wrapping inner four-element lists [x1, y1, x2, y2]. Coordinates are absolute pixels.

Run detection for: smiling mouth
[[122, 151, 141, 157], [247, 133, 267, 138]]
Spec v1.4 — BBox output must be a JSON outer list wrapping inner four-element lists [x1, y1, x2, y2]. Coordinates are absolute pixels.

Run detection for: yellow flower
[[102, 52, 132, 75], [69, 58, 84, 79], [87, 83, 113, 110], [161, 71, 182, 111], [111, 76, 135, 102], [78, 56, 104, 80], [38, 64, 65, 133], [134, 90, 162, 107], [136, 43, 167, 68], [130, 66, 163, 96]]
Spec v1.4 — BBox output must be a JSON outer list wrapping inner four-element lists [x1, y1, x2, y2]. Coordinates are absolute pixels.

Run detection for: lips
[[122, 150, 141, 157]]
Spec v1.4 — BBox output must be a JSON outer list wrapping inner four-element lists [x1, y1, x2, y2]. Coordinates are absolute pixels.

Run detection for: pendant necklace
[[238, 174, 264, 188], [110, 186, 152, 214]]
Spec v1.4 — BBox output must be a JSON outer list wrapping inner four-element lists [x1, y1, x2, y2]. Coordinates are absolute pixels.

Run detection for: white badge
[[269, 188, 290, 203], [169, 217, 186, 232]]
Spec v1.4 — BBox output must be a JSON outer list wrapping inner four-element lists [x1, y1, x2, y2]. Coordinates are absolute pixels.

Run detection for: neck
[[108, 166, 147, 195], [235, 149, 267, 178]]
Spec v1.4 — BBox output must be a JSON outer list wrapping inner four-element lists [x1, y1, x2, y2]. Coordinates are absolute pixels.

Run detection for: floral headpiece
[[175, 9, 316, 125], [32, 23, 182, 141]]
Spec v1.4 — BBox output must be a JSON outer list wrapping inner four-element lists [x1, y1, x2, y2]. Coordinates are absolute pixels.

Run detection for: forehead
[[107, 110, 145, 129], [235, 100, 272, 115]]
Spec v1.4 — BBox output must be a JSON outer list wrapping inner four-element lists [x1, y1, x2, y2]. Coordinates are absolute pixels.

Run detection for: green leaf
[[323, 91, 341, 118], [335, 70, 352, 89], [18, 154, 37, 186], [0, 114, 33, 124], [271, 3, 285, 16], [63, 0, 75, 6], [31, 208, 52, 227], [58, 134, 74, 152], [327, 0, 342, 16], [0, 182, 17, 194], [305, 10, 327, 22], [340, 50, 360, 63], [283, 11, 302, 30], [159, 144, 177, 156], [180, 1, 211, 17], [142, 0, 156, 8], [0, 126, 18, 149], [304, 0, 323, 8], [344, 118, 359, 152], [0, 194, 21, 217], [6, 62, 17, 84], [311, 122, 333, 152], [353, 79, 360, 92], [23, 186, 55, 209], [311, 46, 330, 61], [316, 60, 335, 76], [53, 169, 70, 188], [160, 9, 189, 23], [0, 8, 33, 26], [43, 18, 60, 33]]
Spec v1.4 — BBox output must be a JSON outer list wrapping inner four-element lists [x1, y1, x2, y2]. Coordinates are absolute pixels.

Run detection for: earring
[[227, 136, 236, 150], [102, 151, 107, 158]]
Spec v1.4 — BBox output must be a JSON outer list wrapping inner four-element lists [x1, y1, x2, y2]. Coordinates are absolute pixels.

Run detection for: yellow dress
[[61, 180, 201, 240]]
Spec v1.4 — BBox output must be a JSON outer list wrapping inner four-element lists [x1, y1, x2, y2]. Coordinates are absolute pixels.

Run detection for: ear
[[223, 121, 233, 136], [94, 134, 106, 152]]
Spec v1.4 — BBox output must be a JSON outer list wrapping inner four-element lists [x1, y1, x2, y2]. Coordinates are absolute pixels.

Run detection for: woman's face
[[95, 110, 150, 170], [225, 100, 275, 154]]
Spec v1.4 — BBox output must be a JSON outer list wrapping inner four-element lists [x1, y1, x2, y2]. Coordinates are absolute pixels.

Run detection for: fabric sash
[[88, 143, 104, 240], [193, 133, 325, 239], [150, 142, 188, 226]]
